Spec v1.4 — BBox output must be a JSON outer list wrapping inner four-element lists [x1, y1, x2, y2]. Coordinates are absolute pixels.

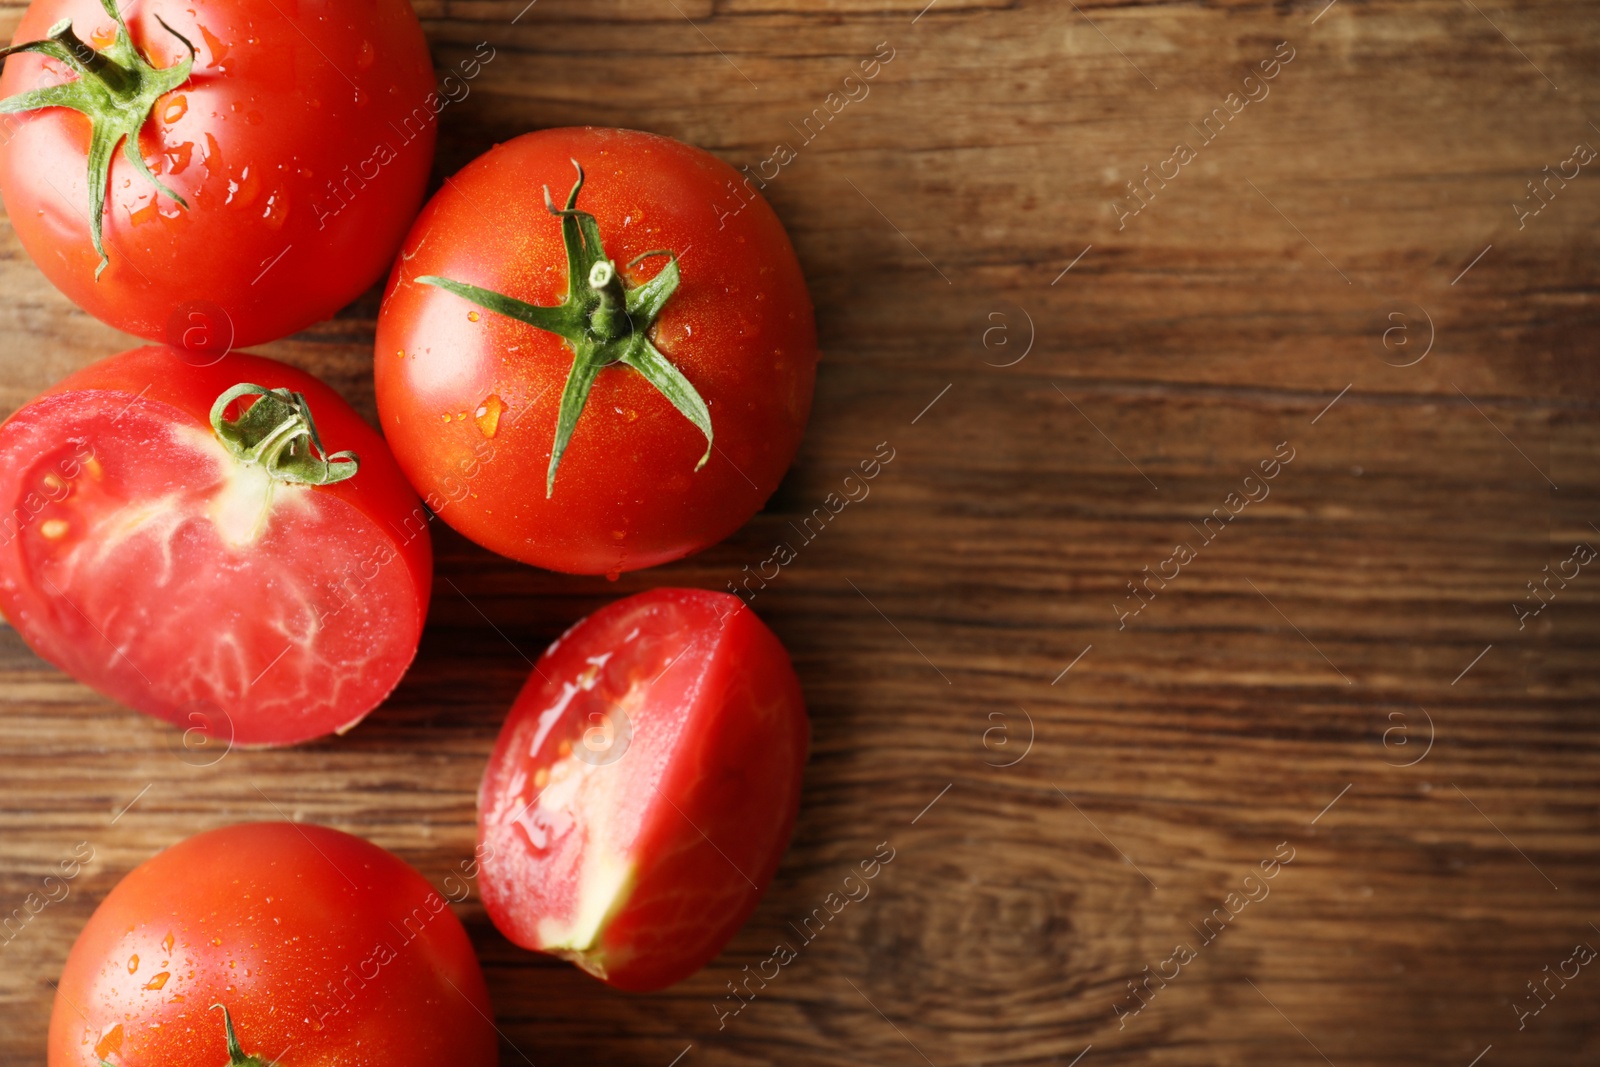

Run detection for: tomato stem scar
[[209, 384, 361, 487]]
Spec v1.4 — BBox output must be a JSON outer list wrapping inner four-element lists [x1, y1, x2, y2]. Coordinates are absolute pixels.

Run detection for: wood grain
[[2, 0, 1599, 1064]]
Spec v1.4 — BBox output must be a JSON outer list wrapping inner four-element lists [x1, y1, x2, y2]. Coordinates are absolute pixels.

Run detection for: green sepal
[[619, 334, 711, 472], [624, 250, 681, 324], [210, 384, 360, 487], [0, 0, 195, 277], [415, 275, 585, 342], [212, 1003, 272, 1067], [420, 160, 714, 497], [547, 343, 607, 496]]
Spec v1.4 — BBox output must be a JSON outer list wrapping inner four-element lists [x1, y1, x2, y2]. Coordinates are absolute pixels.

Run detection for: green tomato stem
[[209, 385, 360, 487]]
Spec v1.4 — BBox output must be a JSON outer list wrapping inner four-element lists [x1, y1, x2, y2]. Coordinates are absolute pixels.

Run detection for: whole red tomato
[[48, 823, 499, 1067], [477, 588, 809, 991], [375, 127, 818, 575], [0, 345, 431, 746], [0, 0, 439, 349]]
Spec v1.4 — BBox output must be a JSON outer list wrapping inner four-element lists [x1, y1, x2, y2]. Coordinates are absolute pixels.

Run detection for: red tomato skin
[[47, 823, 499, 1067], [375, 128, 818, 575], [0, 0, 437, 347], [478, 588, 809, 992], [0, 345, 432, 746]]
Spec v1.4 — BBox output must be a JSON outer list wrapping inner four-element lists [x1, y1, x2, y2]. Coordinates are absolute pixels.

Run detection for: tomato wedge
[[48, 823, 498, 1067], [0, 345, 430, 746], [477, 588, 809, 991]]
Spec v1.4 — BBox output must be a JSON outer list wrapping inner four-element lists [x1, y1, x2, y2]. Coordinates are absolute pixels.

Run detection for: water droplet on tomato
[[166, 141, 194, 175], [90, 23, 116, 46], [162, 95, 187, 124], [261, 188, 289, 228], [467, 311, 481, 322], [144, 972, 169, 991], [94, 1025, 124, 1062], [202, 133, 223, 180], [198, 24, 229, 67], [356, 39, 376, 70], [40, 519, 67, 540], [605, 568, 621, 582], [162, 931, 174, 953], [474, 394, 504, 438], [225, 165, 261, 208], [127, 954, 139, 974]]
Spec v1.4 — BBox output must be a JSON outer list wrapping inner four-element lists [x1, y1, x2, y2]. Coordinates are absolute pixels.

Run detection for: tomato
[[0, 345, 431, 746], [477, 588, 809, 991], [48, 823, 498, 1067], [0, 0, 438, 350], [374, 127, 818, 576]]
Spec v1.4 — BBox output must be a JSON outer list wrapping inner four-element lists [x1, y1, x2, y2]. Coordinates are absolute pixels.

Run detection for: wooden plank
[[2, 0, 1599, 1064]]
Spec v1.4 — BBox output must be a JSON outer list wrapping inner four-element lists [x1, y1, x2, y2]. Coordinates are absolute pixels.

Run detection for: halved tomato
[[0, 345, 430, 746], [477, 588, 809, 991]]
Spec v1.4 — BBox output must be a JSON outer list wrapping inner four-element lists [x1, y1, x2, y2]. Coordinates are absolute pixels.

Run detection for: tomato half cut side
[[47, 823, 499, 1067], [0, 345, 431, 746], [477, 588, 809, 991]]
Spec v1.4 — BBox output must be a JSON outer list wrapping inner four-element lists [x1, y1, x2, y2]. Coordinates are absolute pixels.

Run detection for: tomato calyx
[[418, 160, 713, 497], [210, 384, 360, 487], [0, 0, 195, 278]]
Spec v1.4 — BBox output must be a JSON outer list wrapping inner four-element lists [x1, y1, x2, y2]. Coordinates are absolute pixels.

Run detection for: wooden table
[[2, 0, 1598, 1063]]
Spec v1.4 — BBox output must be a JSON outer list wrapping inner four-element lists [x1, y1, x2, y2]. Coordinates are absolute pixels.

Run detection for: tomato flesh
[[0, 346, 431, 746], [47, 823, 498, 1067], [478, 588, 809, 991]]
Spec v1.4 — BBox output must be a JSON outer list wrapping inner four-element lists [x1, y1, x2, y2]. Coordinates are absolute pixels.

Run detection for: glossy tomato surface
[[47, 823, 498, 1067], [0, 345, 431, 746], [376, 127, 818, 575], [478, 588, 809, 991], [0, 0, 438, 348]]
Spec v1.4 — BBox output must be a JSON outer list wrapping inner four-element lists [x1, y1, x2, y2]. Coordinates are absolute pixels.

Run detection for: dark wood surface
[[3, 0, 1600, 1064]]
